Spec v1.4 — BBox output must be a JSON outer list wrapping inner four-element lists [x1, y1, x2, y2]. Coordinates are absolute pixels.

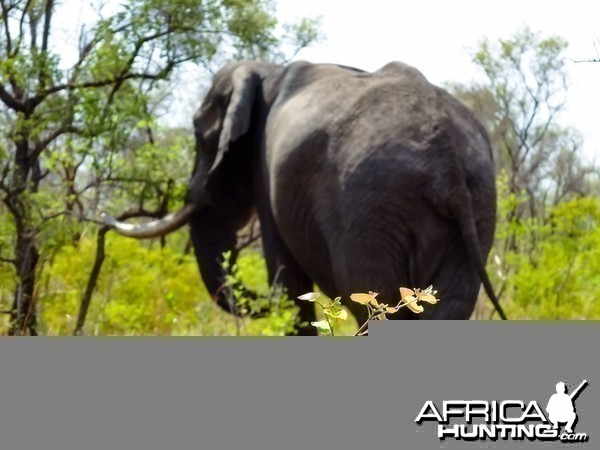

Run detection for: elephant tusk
[[100, 204, 198, 239]]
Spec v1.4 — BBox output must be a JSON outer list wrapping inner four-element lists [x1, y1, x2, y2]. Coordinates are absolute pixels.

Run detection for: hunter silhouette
[[546, 380, 587, 433]]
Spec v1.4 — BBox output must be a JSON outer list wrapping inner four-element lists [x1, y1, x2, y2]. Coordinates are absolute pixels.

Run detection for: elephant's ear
[[208, 66, 259, 176]]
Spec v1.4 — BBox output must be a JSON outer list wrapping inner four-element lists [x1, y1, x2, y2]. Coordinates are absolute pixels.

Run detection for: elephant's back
[[270, 63, 480, 156]]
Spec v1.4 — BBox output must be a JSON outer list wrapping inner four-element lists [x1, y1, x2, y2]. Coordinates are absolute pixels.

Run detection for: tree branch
[[26, 72, 166, 110], [36, 0, 54, 92], [0, 83, 27, 112], [0, 256, 16, 265], [29, 125, 83, 162], [41, 0, 52, 54], [0, 0, 13, 56]]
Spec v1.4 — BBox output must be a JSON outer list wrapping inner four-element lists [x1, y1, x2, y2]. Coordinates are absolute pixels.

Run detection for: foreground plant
[[298, 286, 440, 336]]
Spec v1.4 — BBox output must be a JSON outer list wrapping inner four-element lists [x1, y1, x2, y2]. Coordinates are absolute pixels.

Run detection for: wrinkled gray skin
[[106, 60, 505, 335]]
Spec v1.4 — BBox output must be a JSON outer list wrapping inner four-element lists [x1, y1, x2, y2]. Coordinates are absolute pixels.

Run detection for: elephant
[[102, 60, 506, 335]]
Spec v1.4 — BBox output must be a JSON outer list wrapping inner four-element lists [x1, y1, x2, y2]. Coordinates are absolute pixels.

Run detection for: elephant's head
[[102, 61, 285, 314]]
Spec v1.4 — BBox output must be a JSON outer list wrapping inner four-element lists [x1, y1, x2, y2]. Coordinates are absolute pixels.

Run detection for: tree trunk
[[8, 229, 39, 336], [74, 227, 108, 336], [7, 129, 40, 336]]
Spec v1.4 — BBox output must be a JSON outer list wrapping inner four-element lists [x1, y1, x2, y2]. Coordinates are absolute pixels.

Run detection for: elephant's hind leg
[[421, 239, 480, 320]]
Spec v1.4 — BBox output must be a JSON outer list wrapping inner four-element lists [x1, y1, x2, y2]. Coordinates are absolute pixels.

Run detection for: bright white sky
[[274, 0, 600, 160]]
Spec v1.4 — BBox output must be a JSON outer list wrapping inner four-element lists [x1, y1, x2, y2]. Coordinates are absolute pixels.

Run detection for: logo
[[415, 379, 589, 443]]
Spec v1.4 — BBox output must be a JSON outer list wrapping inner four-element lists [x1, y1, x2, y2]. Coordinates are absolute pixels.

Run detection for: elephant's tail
[[456, 203, 508, 320]]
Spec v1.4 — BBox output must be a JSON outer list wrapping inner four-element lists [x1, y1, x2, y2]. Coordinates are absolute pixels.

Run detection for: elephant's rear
[[269, 62, 497, 318]]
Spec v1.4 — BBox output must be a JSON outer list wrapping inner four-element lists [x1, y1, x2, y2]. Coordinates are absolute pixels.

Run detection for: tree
[[449, 28, 595, 208], [449, 28, 598, 317], [0, 0, 319, 335]]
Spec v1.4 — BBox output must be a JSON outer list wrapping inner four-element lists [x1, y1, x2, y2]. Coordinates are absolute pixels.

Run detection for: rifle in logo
[[570, 379, 588, 400]]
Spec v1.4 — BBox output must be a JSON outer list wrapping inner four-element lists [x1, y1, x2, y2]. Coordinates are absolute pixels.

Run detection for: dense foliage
[[485, 180, 600, 319], [31, 234, 303, 336]]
